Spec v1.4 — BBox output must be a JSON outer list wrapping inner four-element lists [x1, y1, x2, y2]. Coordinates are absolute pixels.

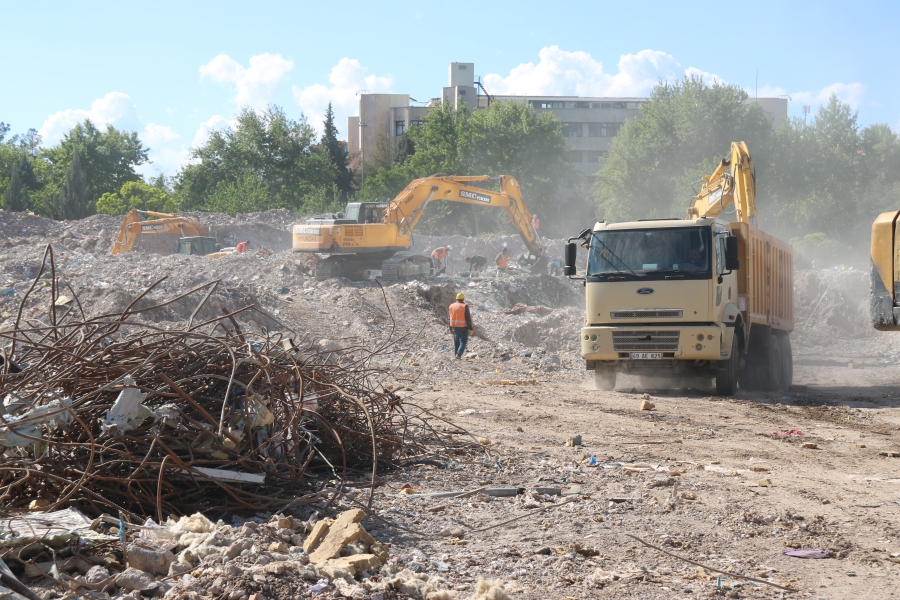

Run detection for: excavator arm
[[686, 141, 758, 226], [111, 209, 208, 254], [382, 175, 543, 257]]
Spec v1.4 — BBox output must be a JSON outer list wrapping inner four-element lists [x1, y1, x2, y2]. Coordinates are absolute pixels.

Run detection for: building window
[[395, 121, 406, 136], [594, 102, 612, 109], [410, 120, 423, 128], [561, 122, 583, 138], [575, 101, 591, 109], [532, 100, 564, 109], [458, 89, 466, 96], [611, 101, 626, 109], [567, 151, 583, 163], [564, 101, 576, 109], [459, 64, 467, 70], [588, 122, 620, 137], [626, 102, 640, 109], [586, 151, 609, 163]]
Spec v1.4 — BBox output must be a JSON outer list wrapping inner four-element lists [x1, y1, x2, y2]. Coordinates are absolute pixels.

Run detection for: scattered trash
[[783, 548, 830, 559], [880, 451, 900, 457], [565, 435, 582, 447]]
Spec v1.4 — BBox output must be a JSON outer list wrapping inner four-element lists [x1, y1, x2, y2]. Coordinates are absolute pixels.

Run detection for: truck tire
[[594, 365, 617, 391], [780, 334, 793, 390], [764, 335, 784, 392], [715, 334, 739, 396]]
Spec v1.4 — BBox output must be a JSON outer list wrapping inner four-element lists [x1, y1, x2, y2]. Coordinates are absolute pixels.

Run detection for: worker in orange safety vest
[[448, 292, 474, 359], [431, 245, 451, 274], [495, 245, 509, 273], [235, 240, 250, 253]]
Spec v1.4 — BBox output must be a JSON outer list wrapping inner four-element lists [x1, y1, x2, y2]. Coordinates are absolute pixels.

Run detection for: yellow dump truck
[[563, 142, 793, 395]]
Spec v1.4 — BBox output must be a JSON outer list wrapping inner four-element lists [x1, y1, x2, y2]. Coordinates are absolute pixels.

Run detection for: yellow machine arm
[[111, 209, 208, 254], [687, 141, 758, 227], [382, 175, 543, 256]]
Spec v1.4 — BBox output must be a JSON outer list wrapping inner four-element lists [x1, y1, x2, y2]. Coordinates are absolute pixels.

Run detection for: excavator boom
[[686, 141, 758, 226]]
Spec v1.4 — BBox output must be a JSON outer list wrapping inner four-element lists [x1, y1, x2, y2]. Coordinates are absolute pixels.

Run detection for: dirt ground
[[2, 208, 899, 599]]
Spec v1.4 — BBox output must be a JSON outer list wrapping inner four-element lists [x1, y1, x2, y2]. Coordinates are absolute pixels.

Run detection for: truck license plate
[[629, 353, 662, 360]]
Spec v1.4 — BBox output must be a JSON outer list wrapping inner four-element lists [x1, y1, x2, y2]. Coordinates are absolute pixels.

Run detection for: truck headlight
[[584, 335, 589, 340], [591, 335, 597, 342], [697, 333, 704, 341], [695, 343, 703, 350], [592, 344, 599, 351]]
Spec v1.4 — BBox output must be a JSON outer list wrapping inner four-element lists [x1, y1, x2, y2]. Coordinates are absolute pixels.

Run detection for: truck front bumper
[[581, 324, 729, 362]]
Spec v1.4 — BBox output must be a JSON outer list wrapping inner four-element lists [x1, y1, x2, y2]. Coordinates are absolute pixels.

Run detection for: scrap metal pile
[[0, 247, 456, 520]]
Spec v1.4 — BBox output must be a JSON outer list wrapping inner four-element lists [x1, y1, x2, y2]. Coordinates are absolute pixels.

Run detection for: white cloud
[[138, 124, 188, 177], [191, 115, 235, 150], [684, 67, 726, 85], [39, 91, 141, 145], [293, 58, 392, 137], [200, 53, 294, 109], [481, 47, 716, 98]]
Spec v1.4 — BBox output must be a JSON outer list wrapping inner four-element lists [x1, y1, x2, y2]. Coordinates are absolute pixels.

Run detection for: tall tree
[[37, 120, 147, 213], [593, 76, 772, 221], [44, 147, 89, 220], [176, 106, 337, 214], [2, 154, 30, 211], [320, 103, 352, 198]]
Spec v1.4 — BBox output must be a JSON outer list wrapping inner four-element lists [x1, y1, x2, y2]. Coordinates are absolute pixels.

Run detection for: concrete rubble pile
[[0, 507, 464, 600]]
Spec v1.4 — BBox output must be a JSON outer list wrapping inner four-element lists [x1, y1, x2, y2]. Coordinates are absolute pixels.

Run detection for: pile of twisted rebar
[[0, 247, 457, 520]]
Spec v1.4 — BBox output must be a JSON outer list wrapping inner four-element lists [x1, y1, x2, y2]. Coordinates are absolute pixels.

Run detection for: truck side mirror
[[563, 242, 577, 276], [725, 236, 740, 271]]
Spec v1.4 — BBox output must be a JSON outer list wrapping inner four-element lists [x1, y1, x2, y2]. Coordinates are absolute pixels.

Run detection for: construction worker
[[448, 292, 474, 359], [548, 258, 563, 276], [235, 240, 250, 253], [531, 214, 540, 239], [495, 245, 509, 273], [431, 245, 451, 274], [465, 255, 487, 273]]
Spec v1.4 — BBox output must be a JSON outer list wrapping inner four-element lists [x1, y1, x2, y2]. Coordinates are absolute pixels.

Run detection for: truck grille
[[612, 331, 680, 351], [610, 309, 683, 319]]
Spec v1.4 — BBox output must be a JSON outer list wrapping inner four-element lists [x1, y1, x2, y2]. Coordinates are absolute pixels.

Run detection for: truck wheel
[[594, 365, 617, 391], [780, 334, 793, 390], [764, 335, 784, 392], [715, 334, 739, 396]]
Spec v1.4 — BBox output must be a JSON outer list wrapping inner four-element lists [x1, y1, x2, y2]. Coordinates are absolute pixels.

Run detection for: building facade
[[349, 63, 788, 179]]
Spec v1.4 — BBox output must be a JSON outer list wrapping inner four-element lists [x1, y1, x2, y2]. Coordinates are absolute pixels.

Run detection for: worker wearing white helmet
[[431, 245, 452, 275]]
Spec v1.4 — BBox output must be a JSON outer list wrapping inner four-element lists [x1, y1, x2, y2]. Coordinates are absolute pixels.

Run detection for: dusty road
[[366, 351, 900, 599]]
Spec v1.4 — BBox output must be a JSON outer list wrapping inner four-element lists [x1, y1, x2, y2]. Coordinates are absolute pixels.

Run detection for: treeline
[[0, 103, 352, 219], [594, 77, 900, 265]]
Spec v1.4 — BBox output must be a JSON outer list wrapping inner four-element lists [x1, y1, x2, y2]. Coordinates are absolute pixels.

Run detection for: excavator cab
[[177, 236, 220, 256], [345, 202, 389, 224]]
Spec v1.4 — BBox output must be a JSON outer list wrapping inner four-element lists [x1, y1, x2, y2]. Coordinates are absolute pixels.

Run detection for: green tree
[[320, 103, 352, 199], [593, 76, 772, 221], [96, 180, 178, 215], [360, 101, 571, 235], [2, 154, 30, 211], [35, 120, 147, 216], [43, 147, 89, 220], [175, 106, 338, 213]]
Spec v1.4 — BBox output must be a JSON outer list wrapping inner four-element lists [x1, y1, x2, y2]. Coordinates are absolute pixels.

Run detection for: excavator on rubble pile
[[870, 212, 900, 330], [292, 175, 545, 280], [111, 209, 231, 257]]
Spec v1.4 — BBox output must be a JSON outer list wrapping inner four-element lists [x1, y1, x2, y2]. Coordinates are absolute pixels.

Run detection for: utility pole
[[359, 120, 367, 188]]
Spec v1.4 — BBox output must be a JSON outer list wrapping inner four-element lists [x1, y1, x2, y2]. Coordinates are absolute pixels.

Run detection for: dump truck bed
[[731, 221, 793, 332]]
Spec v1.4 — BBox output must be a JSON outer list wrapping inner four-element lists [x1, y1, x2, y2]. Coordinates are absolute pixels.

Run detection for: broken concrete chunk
[[127, 543, 175, 575], [326, 553, 382, 575], [115, 567, 157, 590], [309, 509, 366, 565], [303, 518, 333, 553]]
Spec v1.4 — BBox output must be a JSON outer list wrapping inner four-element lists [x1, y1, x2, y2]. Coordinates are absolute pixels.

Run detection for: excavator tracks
[[380, 254, 434, 281]]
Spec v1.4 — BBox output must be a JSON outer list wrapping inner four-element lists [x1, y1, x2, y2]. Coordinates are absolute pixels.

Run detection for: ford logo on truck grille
[[636, 288, 654, 295]]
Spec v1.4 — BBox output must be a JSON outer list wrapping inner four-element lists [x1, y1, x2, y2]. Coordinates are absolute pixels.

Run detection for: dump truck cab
[[578, 217, 743, 387]]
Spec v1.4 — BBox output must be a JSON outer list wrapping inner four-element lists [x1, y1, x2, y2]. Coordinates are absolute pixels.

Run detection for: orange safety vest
[[496, 252, 508, 268], [432, 247, 448, 260], [235, 242, 248, 253], [532, 217, 540, 230], [449, 302, 468, 328]]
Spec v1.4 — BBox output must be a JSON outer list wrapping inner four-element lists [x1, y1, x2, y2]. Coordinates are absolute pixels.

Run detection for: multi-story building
[[349, 63, 787, 180]]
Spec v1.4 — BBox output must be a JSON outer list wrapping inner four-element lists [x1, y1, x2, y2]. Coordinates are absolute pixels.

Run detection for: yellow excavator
[[292, 175, 544, 280], [870, 212, 900, 329], [111, 209, 232, 257]]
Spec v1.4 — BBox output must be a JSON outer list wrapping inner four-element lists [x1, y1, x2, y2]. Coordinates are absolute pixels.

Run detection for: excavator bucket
[[871, 210, 900, 330]]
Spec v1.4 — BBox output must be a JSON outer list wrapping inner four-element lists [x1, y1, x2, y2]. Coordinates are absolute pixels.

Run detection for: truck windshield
[[588, 227, 711, 280]]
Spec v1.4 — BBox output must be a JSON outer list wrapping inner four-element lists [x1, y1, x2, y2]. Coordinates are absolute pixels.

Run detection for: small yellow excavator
[[111, 209, 228, 257], [292, 175, 544, 280]]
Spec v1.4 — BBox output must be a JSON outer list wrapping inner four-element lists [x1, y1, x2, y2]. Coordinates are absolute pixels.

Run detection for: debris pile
[[0, 247, 460, 520]]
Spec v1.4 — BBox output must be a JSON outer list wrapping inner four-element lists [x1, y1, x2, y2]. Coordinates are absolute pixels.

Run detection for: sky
[[1, 0, 896, 177]]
